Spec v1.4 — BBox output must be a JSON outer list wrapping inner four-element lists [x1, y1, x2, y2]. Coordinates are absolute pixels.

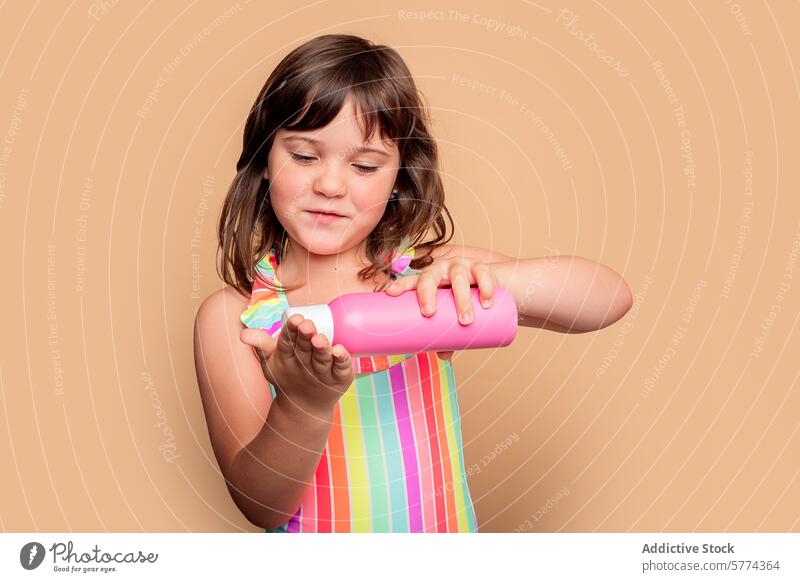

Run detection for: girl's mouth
[[306, 210, 347, 224]]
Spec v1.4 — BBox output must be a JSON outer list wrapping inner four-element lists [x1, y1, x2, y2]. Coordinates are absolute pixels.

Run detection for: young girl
[[194, 34, 633, 533]]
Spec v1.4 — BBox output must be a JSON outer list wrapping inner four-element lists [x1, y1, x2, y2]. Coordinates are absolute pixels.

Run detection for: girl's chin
[[293, 235, 355, 255]]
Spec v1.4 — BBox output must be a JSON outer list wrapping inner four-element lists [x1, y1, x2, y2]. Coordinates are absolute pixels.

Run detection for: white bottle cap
[[280, 304, 335, 342]]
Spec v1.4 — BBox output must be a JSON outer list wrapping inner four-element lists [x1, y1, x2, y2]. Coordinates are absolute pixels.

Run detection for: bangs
[[272, 62, 415, 148]]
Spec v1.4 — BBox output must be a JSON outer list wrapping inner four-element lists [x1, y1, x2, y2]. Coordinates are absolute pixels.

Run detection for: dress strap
[[239, 247, 282, 336], [389, 236, 421, 279]]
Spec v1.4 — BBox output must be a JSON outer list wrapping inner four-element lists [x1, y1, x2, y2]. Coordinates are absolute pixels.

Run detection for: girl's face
[[266, 97, 401, 257]]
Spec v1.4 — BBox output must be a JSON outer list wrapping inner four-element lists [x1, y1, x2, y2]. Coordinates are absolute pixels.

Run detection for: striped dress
[[239, 241, 478, 533]]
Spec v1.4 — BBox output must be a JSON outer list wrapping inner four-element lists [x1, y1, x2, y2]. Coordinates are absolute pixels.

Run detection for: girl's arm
[[227, 394, 333, 530], [489, 255, 633, 333], [389, 247, 632, 336], [194, 288, 332, 530]]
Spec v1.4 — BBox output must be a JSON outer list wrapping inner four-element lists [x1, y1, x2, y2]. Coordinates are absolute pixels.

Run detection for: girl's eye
[[353, 164, 378, 174], [290, 153, 316, 163], [291, 152, 377, 174]]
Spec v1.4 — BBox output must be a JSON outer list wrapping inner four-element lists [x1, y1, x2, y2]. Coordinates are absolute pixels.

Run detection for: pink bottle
[[280, 285, 518, 357]]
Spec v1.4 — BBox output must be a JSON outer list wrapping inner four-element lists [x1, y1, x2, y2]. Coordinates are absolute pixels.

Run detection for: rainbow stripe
[[240, 245, 478, 533]]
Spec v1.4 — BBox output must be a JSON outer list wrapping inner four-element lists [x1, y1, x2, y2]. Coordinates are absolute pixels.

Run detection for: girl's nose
[[313, 162, 346, 197]]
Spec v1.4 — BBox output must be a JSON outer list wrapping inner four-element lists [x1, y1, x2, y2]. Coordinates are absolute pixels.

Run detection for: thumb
[[240, 328, 278, 360]]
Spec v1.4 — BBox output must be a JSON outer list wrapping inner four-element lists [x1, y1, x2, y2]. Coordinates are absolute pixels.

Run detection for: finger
[[449, 264, 474, 324], [283, 314, 303, 345], [279, 314, 303, 357], [437, 350, 454, 361], [276, 328, 294, 357], [331, 344, 352, 379], [294, 319, 316, 357], [385, 274, 417, 295], [416, 274, 440, 317], [473, 263, 495, 308], [310, 333, 333, 374], [240, 328, 278, 359]]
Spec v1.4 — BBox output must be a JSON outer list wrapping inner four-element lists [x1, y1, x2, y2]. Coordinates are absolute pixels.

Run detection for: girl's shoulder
[[198, 286, 251, 324]]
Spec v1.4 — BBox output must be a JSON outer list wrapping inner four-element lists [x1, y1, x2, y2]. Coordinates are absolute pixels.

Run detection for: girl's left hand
[[384, 256, 496, 361]]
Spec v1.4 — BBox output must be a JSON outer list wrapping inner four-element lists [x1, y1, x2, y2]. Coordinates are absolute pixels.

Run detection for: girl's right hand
[[239, 314, 354, 415]]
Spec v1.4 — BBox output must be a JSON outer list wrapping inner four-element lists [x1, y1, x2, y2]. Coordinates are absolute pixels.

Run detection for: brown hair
[[217, 33, 454, 298]]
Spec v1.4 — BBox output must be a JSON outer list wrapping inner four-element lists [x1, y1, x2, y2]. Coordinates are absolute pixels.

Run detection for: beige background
[[1, 0, 798, 532]]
